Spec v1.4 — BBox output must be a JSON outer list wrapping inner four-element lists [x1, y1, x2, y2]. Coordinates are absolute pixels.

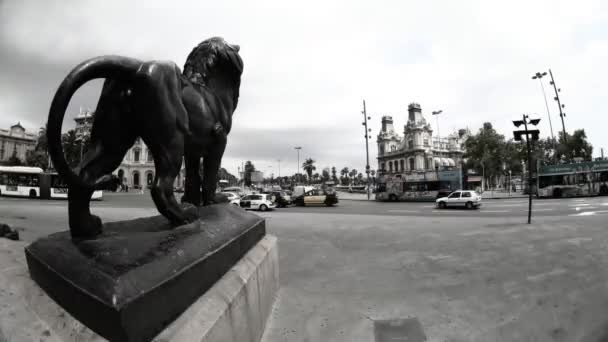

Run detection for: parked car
[[292, 185, 315, 198], [220, 192, 241, 201], [223, 187, 245, 197], [237, 194, 276, 211], [436, 190, 482, 209], [294, 188, 338, 207], [262, 190, 291, 207]]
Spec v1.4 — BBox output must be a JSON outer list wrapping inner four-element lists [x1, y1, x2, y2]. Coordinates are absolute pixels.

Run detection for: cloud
[[1, 0, 607, 176]]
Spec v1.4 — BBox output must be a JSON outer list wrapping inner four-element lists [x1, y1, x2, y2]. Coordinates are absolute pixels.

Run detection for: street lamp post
[[548, 69, 568, 145], [513, 115, 541, 224], [432, 110, 443, 146], [532, 71, 557, 161], [294, 146, 302, 184], [362, 100, 372, 200]]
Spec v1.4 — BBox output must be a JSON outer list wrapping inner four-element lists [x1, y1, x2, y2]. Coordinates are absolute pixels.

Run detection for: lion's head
[[183, 37, 243, 97]]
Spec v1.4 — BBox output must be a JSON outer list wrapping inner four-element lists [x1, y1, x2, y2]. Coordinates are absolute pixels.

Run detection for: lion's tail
[[47, 56, 141, 189]]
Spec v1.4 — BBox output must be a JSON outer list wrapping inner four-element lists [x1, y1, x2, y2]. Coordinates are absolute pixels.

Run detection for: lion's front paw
[[182, 203, 200, 223], [70, 214, 103, 240]]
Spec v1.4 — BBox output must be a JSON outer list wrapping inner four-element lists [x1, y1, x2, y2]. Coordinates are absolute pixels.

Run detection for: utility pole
[[513, 115, 541, 224], [294, 146, 302, 184], [548, 69, 567, 146], [362, 100, 372, 200]]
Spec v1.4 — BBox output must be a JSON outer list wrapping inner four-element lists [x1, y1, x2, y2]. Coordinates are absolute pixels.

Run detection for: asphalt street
[[2, 192, 608, 341]]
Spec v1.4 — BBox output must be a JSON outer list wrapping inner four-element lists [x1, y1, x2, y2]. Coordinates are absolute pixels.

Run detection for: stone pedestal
[[0, 234, 279, 342]]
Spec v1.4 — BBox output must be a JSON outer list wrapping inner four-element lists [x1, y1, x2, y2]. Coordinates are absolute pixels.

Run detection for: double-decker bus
[[537, 160, 608, 198], [0, 166, 43, 198], [0, 166, 102, 200], [375, 169, 461, 201]]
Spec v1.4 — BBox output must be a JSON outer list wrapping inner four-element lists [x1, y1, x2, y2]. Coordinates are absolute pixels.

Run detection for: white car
[[220, 192, 240, 201], [236, 194, 276, 211], [436, 190, 482, 209]]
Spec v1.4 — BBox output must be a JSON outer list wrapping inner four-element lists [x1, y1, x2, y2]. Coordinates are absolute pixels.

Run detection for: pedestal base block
[[25, 204, 266, 342]]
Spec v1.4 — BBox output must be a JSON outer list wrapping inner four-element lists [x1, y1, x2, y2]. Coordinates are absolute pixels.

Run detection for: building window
[[391, 145, 396, 152], [389, 161, 393, 173], [380, 145, 384, 154], [409, 158, 415, 171], [134, 149, 140, 162], [147, 150, 153, 162], [424, 138, 429, 146], [424, 158, 430, 170], [408, 140, 414, 149], [400, 159, 405, 171], [394, 161, 399, 172], [381, 162, 385, 171]]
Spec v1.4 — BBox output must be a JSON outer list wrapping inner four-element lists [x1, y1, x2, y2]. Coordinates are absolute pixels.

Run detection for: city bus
[[0, 166, 43, 198], [43, 172, 103, 200], [375, 169, 461, 201], [537, 160, 608, 198], [0, 166, 102, 200]]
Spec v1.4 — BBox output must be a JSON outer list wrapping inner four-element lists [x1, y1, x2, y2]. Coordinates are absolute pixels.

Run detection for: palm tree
[[302, 158, 316, 183], [349, 169, 358, 184], [357, 173, 363, 184], [340, 167, 349, 185]]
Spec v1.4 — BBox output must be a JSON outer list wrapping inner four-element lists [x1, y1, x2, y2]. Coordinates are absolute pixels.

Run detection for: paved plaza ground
[[1, 193, 608, 341]]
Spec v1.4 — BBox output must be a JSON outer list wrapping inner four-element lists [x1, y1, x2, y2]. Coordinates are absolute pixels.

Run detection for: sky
[[1, 0, 607, 178]]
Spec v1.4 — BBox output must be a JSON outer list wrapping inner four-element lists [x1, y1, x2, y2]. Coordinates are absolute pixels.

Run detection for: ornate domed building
[[376, 103, 468, 199]]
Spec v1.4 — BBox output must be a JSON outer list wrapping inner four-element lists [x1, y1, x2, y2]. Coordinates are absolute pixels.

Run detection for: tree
[[321, 168, 330, 182], [6, 152, 22, 166], [244, 161, 256, 186], [370, 170, 376, 184], [357, 173, 363, 184], [340, 167, 349, 185], [331, 166, 338, 183], [349, 169, 358, 184], [25, 150, 48, 169], [217, 167, 238, 186], [302, 158, 316, 183], [25, 124, 50, 169], [313, 172, 320, 183], [556, 129, 593, 161], [61, 129, 81, 169], [463, 122, 506, 189]]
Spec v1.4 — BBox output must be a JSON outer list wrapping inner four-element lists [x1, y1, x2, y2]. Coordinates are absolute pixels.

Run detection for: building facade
[[74, 109, 169, 190], [0, 123, 36, 163], [114, 137, 160, 189], [377, 103, 466, 176]]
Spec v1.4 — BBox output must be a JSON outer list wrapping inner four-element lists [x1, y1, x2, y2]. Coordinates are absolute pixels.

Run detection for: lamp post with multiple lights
[[548, 69, 568, 146], [431, 110, 443, 146], [294, 146, 302, 184], [361, 100, 372, 200], [532, 71, 557, 161], [513, 115, 540, 224]]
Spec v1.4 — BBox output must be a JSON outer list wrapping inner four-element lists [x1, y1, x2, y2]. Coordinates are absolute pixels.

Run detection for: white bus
[[0, 166, 102, 200], [47, 173, 103, 200], [0, 166, 44, 198]]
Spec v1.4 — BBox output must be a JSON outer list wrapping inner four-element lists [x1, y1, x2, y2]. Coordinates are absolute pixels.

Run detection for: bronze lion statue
[[47, 37, 243, 239]]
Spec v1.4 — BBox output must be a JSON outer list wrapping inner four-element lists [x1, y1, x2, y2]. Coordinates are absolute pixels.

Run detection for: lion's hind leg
[[147, 136, 196, 227], [69, 139, 130, 239]]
